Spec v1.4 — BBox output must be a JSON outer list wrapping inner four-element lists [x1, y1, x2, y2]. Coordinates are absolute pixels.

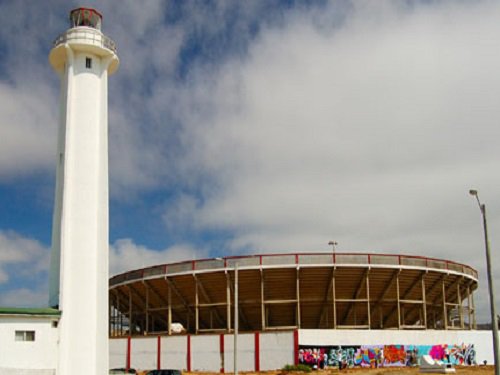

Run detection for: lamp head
[[469, 189, 478, 196]]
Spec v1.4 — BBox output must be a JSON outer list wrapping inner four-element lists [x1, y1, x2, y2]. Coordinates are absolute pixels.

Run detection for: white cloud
[[0, 1, 61, 181], [0, 83, 57, 180], [160, 1, 500, 320], [0, 230, 50, 284], [0, 231, 50, 307], [0, 288, 48, 308], [177, 1, 500, 248], [109, 238, 206, 276], [162, 193, 201, 234]]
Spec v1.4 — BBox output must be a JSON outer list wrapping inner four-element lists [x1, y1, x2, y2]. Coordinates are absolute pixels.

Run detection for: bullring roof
[[109, 252, 478, 336]]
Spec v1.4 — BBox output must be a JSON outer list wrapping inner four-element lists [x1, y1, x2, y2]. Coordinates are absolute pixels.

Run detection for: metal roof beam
[[341, 268, 369, 325], [143, 280, 182, 329], [369, 269, 399, 326], [383, 271, 426, 327], [164, 277, 195, 318], [317, 267, 335, 327], [228, 270, 251, 330], [194, 274, 225, 329]]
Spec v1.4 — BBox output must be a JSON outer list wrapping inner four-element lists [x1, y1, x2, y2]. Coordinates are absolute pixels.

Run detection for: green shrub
[[282, 364, 312, 372]]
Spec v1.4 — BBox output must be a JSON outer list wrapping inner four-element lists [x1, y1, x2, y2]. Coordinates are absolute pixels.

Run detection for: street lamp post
[[216, 257, 238, 375], [469, 189, 499, 373], [234, 262, 238, 375], [328, 241, 338, 253]]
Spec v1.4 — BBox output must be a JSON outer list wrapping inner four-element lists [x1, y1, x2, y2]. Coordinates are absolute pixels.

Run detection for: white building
[[0, 308, 60, 375]]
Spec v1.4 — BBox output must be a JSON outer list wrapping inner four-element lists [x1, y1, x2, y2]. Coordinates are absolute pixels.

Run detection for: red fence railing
[[109, 252, 478, 287]]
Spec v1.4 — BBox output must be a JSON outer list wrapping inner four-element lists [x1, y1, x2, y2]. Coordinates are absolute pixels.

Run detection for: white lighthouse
[[48, 8, 118, 374]]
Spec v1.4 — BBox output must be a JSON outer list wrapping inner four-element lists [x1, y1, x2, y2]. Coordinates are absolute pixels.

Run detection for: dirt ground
[[184, 367, 495, 375]]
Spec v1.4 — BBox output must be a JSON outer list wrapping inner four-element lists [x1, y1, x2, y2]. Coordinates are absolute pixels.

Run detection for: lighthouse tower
[[48, 8, 118, 374]]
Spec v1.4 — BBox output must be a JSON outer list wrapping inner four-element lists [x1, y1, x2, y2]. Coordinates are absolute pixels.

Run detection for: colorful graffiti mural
[[299, 343, 476, 368]]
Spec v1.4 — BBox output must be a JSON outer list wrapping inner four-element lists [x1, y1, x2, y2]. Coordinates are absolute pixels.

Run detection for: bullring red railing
[[109, 252, 478, 287]]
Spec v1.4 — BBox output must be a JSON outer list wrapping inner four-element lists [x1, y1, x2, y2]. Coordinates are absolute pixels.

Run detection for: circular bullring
[[108, 253, 478, 336]]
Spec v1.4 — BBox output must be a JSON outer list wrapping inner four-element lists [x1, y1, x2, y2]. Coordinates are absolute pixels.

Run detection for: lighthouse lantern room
[[69, 7, 103, 30]]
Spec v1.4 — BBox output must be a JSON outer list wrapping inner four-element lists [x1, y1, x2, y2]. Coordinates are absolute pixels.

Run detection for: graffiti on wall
[[298, 343, 476, 368]]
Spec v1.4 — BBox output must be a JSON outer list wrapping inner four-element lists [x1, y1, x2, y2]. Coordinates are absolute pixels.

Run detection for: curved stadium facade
[[109, 252, 478, 336]]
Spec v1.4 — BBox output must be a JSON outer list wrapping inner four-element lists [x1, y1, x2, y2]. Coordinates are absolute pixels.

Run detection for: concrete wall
[[260, 331, 295, 369], [110, 337, 128, 369], [108, 329, 495, 372], [299, 329, 495, 365], [161, 336, 187, 370], [111, 331, 295, 372], [192, 335, 220, 372], [131, 337, 158, 370], [223, 333, 254, 372], [0, 316, 58, 374]]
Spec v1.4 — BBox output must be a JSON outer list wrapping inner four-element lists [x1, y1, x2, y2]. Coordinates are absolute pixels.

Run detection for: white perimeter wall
[[299, 329, 495, 364], [223, 333, 254, 372], [161, 336, 187, 370], [109, 329, 494, 372], [110, 331, 294, 372], [0, 317, 58, 375], [192, 335, 220, 372], [110, 337, 128, 369], [131, 337, 158, 370], [261, 331, 295, 369]]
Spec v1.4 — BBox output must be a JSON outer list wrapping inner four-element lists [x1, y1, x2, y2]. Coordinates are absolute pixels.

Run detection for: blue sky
[[0, 0, 499, 323]]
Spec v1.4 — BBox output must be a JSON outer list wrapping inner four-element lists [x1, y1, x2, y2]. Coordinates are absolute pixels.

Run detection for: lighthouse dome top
[[50, 7, 119, 74], [70, 8, 103, 30]]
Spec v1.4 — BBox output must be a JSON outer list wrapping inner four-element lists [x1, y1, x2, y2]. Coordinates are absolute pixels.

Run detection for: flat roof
[[0, 307, 61, 317]]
